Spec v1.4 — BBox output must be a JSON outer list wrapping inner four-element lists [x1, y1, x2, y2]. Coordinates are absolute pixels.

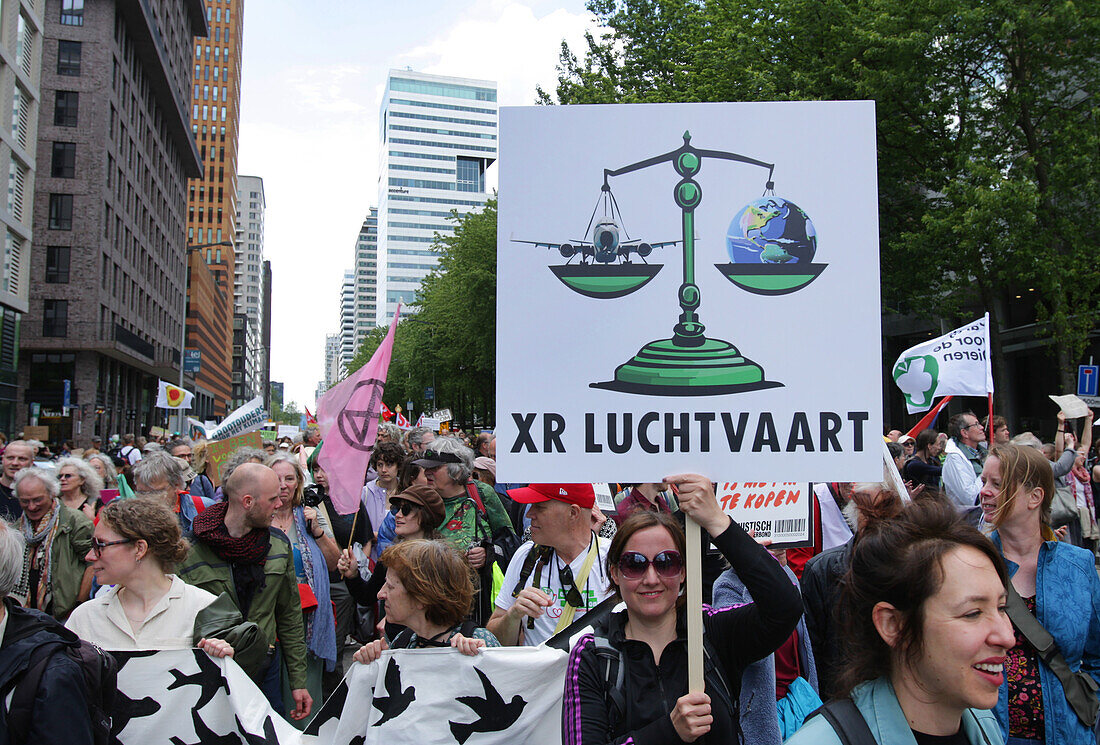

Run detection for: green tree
[[544, 0, 1100, 410], [347, 200, 498, 426]]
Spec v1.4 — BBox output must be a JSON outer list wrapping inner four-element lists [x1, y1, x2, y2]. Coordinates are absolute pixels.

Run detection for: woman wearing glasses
[[562, 473, 803, 745], [337, 484, 445, 638], [56, 457, 103, 521], [65, 498, 265, 676]]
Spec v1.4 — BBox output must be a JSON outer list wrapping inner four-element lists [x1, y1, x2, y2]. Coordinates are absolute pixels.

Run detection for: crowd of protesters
[[0, 411, 1097, 745]]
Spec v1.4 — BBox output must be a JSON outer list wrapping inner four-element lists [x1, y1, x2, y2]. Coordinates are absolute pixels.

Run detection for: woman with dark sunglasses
[[337, 485, 446, 640], [563, 473, 803, 744]]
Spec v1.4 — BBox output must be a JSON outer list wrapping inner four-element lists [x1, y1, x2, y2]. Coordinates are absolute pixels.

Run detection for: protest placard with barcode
[[717, 482, 814, 548]]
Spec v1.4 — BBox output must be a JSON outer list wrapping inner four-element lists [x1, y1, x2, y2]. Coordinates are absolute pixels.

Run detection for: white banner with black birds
[[306, 646, 568, 745]]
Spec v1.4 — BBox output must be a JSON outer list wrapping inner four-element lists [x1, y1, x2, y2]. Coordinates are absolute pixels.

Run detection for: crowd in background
[[0, 411, 1097, 745]]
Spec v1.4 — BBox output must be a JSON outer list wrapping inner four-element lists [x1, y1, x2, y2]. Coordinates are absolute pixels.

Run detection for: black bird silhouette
[[371, 657, 416, 726], [168, 708, 242, 745], [448, 667, 528, 744], [235, 713, 280, 745], [110, 689, 161, 735], [166, 651, 230, 710], [304, 679, 349, 736]]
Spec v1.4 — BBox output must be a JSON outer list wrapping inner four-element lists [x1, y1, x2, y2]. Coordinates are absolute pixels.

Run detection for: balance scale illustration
[[514, 131, 827, 396]]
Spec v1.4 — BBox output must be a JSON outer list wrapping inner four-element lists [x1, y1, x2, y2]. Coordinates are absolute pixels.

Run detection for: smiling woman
[[785, 498, 1012, 745]]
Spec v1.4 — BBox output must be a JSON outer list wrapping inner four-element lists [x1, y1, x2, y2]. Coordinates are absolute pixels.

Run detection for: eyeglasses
[[966, 422, 984, 430], [390, 499, 420, 517], [90, 537, 133, 558], [616, 550, 684, 580], [57, 473, 77, 480]]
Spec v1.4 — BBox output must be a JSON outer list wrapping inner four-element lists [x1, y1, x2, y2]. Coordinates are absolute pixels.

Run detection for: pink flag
[[317, 306, 401, 514]]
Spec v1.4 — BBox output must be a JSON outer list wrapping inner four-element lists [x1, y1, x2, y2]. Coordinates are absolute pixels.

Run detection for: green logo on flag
[[893, 355, 939, 409]]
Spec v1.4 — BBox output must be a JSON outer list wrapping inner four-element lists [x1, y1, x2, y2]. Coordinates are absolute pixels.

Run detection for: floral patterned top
[[1006, 594, 1045, 739]]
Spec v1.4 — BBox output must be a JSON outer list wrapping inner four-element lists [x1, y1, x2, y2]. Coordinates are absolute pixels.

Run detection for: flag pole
[[685, 514, 704, 693]]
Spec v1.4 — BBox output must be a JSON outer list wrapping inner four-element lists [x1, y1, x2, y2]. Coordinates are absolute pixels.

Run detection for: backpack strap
[[591, 636, 627, 726], [511, 544, 552, 598], [191, 494, 206, 514], [464, 483, 486, 515], [808, 697, 877, 745]]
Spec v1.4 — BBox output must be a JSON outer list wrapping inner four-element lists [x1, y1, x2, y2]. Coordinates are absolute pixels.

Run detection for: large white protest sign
[[112, 649, 299, 745], [892, 314, 993, 414], [497, 102, 882, 483], [307, 647, 567, 745], [716, 482, 813, 548], [206, 396, 267, 440]]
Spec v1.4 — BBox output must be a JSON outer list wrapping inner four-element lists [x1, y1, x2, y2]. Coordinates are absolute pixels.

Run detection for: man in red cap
[[487, 484, 613, 646]]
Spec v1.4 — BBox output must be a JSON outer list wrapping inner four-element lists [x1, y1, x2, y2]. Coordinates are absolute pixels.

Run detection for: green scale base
[[590, 337, 783, 396]]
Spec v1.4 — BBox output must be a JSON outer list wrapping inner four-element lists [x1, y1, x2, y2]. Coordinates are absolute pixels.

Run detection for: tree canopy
[[541, 0, 1100, 399]]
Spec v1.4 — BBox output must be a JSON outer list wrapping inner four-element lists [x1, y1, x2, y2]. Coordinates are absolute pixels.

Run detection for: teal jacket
[[786, 677, 1003, 745], [990, 533, 1100, 745]]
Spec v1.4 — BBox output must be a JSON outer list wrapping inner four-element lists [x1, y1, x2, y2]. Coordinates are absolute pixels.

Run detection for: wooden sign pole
[[685, 515, 704, 693]]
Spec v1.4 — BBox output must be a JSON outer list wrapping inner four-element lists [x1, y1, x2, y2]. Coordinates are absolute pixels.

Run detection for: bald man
[[177, 463, 312, 721]]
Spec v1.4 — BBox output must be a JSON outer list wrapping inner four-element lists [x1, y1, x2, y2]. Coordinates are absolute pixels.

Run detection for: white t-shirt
[[120, 445, 142, 465], [496, 534, 612, 647]]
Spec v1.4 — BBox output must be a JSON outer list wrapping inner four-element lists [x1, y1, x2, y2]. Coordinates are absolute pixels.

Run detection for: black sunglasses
[[91, 537, 133, 558], [616, 550, 684, 580], [420, 449, 463, 464], [390, 499, 420, 517]]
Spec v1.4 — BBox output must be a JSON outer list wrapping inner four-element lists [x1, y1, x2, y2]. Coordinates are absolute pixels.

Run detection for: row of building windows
[[387, 194, 488, 207], [391, 110, 496, 128], [206, 6, 231, 22], [388, 261, 437, 270], [193, 85, 229, 102], [388, 221, 449, 231], [389, 77, 496, 102], [388, 98, 495, 116], [193, 105, 229, 121], [388, 150, 454, 162], [391, 163, 454, 175], [194, 65, 230, 82], [388, 177, 456, 191], [389, 248, 437, 256], [389, 137, 495, 153], [389, 124, 496, 140], [390, 208, 455, 218], [389, 234, 438, 242]]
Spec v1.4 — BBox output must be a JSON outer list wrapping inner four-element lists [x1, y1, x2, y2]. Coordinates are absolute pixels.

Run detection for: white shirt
[[496, 535, 612, 647], [65, 575, 217, 650], [815, 483, 853, 550], [942, 438, 982, 507], [120, 445, 142, 465]]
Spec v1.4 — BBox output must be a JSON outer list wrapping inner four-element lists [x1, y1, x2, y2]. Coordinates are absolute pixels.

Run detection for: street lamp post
[[179, 241, 233, 435]]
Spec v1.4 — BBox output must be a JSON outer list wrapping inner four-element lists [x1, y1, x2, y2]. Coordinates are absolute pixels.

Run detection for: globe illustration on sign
[[714, 196, 827, 295], [726, 197, 817, 264]]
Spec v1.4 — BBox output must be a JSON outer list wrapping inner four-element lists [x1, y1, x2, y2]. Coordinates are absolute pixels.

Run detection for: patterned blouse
[[1006, 594, 1045, 739]]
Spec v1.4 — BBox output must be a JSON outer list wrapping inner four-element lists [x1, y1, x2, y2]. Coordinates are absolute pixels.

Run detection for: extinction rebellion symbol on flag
[[337, 378, 386, 452]]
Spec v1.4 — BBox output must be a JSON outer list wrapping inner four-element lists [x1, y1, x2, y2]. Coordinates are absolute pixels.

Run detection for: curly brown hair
[[99, 498, 190, 569], [835, 496, 1008, 697], [381, 539, 475, 628]]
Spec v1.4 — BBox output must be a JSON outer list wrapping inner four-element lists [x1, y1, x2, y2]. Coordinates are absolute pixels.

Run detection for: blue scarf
[[293, 506, 337, 671]]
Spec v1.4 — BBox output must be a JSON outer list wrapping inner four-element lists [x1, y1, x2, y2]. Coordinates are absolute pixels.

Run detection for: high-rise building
[[261, 258, 271, 410], [338, 269, 355, 373], [376, 70, 497, 324], [353, 208, 377, 346], [233, 174, 264, 407], [185, 0, 243, 418], [0, 0, 44, 433], [324, 333, 340, 389], [19, 0, 206, 443]]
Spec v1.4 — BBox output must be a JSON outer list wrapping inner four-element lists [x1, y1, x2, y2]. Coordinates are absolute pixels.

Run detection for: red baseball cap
[[507, 483, 595, 509]]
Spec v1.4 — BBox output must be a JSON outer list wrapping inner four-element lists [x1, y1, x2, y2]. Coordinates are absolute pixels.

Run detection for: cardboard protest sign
[[206, 431, 263, 486], [260, 428, 276, 441], [22, 426, 48, 441], [277, 424, 300, 439], [497, 102, 882, 483], [717, 482, 814, 548]]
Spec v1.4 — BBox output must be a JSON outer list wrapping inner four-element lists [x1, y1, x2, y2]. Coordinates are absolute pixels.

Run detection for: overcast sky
[[235, 0, 598, 408]]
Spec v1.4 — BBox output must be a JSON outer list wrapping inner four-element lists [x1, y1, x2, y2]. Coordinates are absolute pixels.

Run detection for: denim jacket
[[991, 532, 1100, 745]]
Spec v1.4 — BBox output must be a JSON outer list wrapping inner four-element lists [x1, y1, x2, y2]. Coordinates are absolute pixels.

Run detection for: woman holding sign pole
[[562, 473, 802, 744]]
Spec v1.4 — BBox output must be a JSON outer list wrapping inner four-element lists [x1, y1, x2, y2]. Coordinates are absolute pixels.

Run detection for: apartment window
[[54, 91, 79, 126], [48, 194, 73, 230], [43, 300, 68, 336], [60, 0, 84, 25], [57, 41, 82, 75], [45, 246, 70, 283], [51, 143, 76, 178]]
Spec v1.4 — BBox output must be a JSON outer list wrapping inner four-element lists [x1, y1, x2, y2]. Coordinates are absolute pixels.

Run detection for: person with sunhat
[[487, 483, 614, 647]]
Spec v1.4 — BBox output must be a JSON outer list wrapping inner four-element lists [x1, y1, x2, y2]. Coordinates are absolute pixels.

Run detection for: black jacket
[[800, 538, 853, 699], [0, 599, 92, 745], [562, 520, 803, 745]]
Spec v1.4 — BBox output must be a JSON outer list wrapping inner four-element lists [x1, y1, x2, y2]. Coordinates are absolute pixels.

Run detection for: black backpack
[[5, 634, 117, 745]]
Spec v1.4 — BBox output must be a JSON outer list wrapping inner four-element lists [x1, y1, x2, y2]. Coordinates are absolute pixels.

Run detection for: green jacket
[[440, 480, 515, 551], [49, 503, 93, 621], [177, 529, 308, 689]]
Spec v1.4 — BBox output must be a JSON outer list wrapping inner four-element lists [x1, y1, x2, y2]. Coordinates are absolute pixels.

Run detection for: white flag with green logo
[[892, 314, 994, 414]]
